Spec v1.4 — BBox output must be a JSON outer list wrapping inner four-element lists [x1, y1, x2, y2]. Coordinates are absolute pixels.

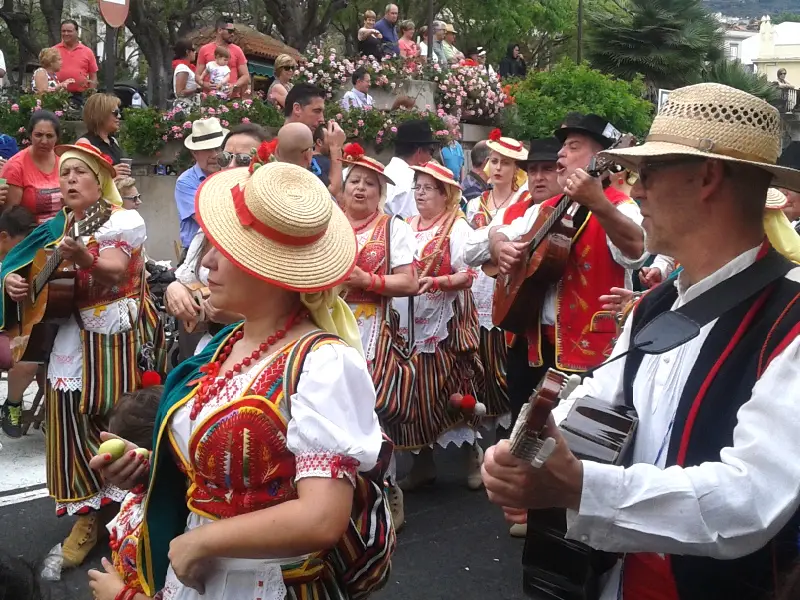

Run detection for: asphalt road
[[0, 445, 529, 600]]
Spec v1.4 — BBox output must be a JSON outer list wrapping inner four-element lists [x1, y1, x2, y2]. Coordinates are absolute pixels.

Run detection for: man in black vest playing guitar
[[483, 83, 800, 600]]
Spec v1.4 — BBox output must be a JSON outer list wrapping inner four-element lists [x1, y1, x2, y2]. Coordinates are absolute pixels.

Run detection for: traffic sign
[[98, 0, 129, 28]]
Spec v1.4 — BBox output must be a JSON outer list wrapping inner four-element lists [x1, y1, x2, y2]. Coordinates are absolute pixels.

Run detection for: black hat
[[778, 142, 800, 170], [554, 114, 621, 150], [518, 137, 560, 166], [395, 120, 437, 147]]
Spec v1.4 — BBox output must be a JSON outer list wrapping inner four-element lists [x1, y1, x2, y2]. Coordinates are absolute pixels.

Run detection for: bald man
[[276, 122, 314, 169]]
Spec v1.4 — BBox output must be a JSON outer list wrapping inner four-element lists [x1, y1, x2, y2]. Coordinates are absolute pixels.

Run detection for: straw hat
[[602, 83, 800, 192], [55, 142, 116, 178], [411, 160, 462, 207], [486, 128, 527, 162], [185, 117, 228, 151], [766, 188, 788, 210], [341, 143, 395, 185], [195, 162, 356, 292]]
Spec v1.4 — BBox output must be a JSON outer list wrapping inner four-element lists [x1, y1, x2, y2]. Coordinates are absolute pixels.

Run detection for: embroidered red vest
[[344, 214, 390, 306], [75, 241, 145, 310], [505, 187, 633, 371]]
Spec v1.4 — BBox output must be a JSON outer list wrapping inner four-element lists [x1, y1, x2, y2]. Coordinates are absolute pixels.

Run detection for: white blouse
[[395, 217, 472, 353], [163, 340, 383, 600], [172, 63, 198, 97], [48, 209, 147, 390], [349, 218, 415, 362], [174, 229, 209, 287]]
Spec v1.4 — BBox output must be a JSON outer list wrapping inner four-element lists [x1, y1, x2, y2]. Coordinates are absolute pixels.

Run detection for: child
[[200, 45, 231, 99], [87, 385, 163, 600], [0, 206, 35, 264]]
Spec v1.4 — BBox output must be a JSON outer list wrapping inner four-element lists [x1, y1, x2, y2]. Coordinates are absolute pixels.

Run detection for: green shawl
[[137, 324, 238, 595], [0, 209, 69, 330]]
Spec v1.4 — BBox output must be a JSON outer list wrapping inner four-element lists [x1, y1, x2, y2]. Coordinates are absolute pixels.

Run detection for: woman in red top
[[2, 111, 62, 225]]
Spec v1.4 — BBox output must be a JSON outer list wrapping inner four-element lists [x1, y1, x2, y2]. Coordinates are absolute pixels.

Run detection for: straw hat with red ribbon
[[485, 128, 528, 162], [341, 143, 395, 185], [411, 160, 462, 209], [195, 162, 357, 292]]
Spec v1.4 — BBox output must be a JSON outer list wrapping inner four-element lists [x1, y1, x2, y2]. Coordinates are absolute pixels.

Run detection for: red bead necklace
[[352, 210, 381, 234], [190, 309, 307, 420]]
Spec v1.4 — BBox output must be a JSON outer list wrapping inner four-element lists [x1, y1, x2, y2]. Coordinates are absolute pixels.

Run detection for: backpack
[[284, 331, 396, 598]]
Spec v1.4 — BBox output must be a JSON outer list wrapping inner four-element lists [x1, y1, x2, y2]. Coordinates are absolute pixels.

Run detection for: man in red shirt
[[54, 19, 98, 95], [195, 17, 250, 98]]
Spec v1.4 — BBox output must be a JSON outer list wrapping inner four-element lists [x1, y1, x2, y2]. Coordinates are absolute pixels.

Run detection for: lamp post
[[577, 0, 584, 63], [427, 0, 434, 62]]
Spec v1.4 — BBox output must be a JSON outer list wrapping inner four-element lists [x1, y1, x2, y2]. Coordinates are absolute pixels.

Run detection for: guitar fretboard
[[32, 248, 64, 297]]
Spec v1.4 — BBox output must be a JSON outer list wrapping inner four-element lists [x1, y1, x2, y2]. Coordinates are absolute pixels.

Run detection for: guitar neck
[[529, 194, 574, 253], [32, 247, 64, 296]]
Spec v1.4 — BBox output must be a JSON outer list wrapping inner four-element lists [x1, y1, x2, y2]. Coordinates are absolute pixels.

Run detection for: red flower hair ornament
[[343, 142, 366, 162], [488, 128, 502, 142], [249, 139, 279, 173]]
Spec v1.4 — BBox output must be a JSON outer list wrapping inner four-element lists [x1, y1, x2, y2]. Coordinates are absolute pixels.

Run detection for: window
[[728, 43, 739, 60]]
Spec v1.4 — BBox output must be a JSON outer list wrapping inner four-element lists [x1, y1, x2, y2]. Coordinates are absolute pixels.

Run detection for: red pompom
[[460, 394, 477, 412], [489, 128, 502, 142], [141, 370, 162, 388], [343, 142, 366, 161]]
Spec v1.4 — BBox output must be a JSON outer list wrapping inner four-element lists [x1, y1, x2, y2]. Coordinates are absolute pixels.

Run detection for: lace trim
[[50, 376, 82, 391], [99, 240, 133, 257], [56, 483, 127, 516], [295, 452, 359, 486]]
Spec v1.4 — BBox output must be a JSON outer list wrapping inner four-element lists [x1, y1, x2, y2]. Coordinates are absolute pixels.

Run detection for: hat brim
[[185, 129, 229, 151], [601, 141, 800, 193], [766, 187, 788, 210], [486, 139, 528, 161], [55, 144, 116, 178], [554, 127, 614, 150], [196, 167, 357, 293], [341, 159, 395, 186], [410, 164, 462, 189]]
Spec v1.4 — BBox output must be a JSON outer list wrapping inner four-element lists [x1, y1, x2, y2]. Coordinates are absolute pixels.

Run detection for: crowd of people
[[2, 13, 800, 600]]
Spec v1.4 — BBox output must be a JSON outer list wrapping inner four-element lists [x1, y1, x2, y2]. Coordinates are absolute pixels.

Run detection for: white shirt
[[384, 157, 418, 219], [340, 88, 374, 110], [651, 254, 676, 280], [173, 63, 198, 97], [553, 246, 800, 599], [464, 198, 648, 324], [0, 50, 6, 86], [418, 41, 439, 63]]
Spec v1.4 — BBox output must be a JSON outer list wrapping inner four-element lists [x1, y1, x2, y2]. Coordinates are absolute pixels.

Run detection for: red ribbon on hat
[[230, 183, 326, 247], [488, 129, 523, 153], [422, 161, 455, 182]]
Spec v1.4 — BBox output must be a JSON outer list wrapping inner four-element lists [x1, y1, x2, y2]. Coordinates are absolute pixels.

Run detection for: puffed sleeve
[[95, 209, 147, 256], [448, 217, 475, 274], [388, 217, 415, 270], [286, 342, 383, 486]]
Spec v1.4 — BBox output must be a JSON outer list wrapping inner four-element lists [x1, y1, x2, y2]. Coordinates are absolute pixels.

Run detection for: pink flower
[[55, 110, 64, 117], [208, 107, 216, 115], [171, 125, 181, 132], [175, 133, 183, 139], [391, 126, 397, 133], [10, 104, 19, 112], [221, 120, 229, 127], [183, 121, 192, 129], [241, 117, 250, 123], [162, 135, 168, 141], [357, 119, 365, 127], [232, 102, 240, 109], [244, 99, 253, 106], [353, 129, 359, 136], [17, 127, 24, 133], [336, 113, 343, 120]]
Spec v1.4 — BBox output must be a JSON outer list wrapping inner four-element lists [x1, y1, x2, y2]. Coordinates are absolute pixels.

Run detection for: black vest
[[622, 272, 800, 600]]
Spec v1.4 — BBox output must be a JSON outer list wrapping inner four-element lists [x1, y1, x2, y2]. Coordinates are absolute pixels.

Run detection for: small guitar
[[6, 202, 113, 364], [491, 135, 637, 334], [511, 369, 638, 600], [183, 284, 211, 334]]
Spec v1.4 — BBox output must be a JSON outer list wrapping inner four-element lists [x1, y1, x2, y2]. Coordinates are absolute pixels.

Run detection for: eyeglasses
[[121, 194, 142, 204], [414, 184, 441, 194], [112, 109, 122, 118], [217, 151, 252, 168]]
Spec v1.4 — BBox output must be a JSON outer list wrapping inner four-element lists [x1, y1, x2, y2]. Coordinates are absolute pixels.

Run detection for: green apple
[[97, 438, 126, 461]]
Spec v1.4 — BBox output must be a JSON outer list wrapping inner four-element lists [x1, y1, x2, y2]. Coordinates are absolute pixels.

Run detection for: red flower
[[343, 142, 365, 161], [460, 58, 478, 67], [489, 128, 502, 142], [256, 139, 278, 162]]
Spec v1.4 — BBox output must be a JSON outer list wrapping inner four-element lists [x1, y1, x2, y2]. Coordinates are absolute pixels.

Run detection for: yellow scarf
[[764, 207, 800, 264], [301, 289, 364, 358], [58, 150, 123, 207]]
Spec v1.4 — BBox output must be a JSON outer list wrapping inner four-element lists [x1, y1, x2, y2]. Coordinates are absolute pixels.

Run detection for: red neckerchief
[[172, 59, 195, 71]]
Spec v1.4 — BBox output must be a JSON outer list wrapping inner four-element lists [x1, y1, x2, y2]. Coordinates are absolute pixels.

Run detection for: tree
[[504, 60, 653, 142], [772, 12, 800, 24], [261, 0, 349, 51], [585, 0, 723, 99]]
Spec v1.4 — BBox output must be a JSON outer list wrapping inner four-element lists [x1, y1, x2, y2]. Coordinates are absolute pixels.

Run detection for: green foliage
[[0, 91, 76, 146], [772, 12, 800, 24], [503, 60, 653, 141], [324, 104, 449, 150], [696, 60, 781, 104], [586, 0, 724, 93]]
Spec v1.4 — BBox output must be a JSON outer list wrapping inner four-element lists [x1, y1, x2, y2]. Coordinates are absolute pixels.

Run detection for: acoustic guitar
[[5, 202, 113, 365], [510, 369, 638, 600], [491, 135, 637, 334], [183, 284, 211, 334]]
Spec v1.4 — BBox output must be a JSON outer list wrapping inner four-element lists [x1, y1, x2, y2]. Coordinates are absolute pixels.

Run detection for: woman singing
[[0, 143, 145, 567], [464, 132, 530, 433], [387, 161, 485, 492], [90, 162, 390, 599], [339, 143, 418, 529]]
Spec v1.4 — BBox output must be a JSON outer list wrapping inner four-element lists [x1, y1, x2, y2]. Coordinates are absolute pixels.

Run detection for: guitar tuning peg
[[560, 374, 581, 399]]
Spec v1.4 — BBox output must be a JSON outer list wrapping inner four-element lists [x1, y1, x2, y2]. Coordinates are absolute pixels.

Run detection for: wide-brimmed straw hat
[[601, 83, 800, 192], [195, 162, 356, 292], [486, 129, 528, 162], [411, 160, 462, 208], [341, 143, 394, 185], [55, 142, 116, 178], [185, 117, 228, 151], [766, 188, 788, 210]]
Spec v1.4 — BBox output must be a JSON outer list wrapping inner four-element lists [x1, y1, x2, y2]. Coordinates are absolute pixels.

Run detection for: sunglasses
[[217, 152, 252, 168], [112, 109, 122, 118], [637, 157, 707, 187], [121, 194, 142, 204]]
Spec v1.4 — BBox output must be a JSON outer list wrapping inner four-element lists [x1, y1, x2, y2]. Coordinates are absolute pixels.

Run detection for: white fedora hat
[[184, 117, 229, 151], [601, 83, 800, 192]]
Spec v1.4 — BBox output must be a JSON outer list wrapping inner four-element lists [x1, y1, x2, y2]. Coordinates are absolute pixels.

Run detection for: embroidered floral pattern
[[296, 451, 359, 486]]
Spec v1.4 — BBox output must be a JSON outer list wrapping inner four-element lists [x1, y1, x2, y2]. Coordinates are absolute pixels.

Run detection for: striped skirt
[[478, 327, 510, 419], [46, 387, 122, 515], [385, 291, 484, 449]]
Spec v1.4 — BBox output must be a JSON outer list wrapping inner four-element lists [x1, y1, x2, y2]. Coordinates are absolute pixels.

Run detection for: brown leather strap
[[644, 134, 768, 164]]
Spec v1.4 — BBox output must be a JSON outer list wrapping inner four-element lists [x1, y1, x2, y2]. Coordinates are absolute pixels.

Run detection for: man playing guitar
[[488, 114, 647, 424]]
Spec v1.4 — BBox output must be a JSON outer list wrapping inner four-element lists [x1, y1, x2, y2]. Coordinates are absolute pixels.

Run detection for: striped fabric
[[385, 292, 485, 449], [478, 327, 510, 418], [372, 301, 417, 425], [80, 328, 138, 416], [285, 332, 396, 599], [46, 387, 107, 505]]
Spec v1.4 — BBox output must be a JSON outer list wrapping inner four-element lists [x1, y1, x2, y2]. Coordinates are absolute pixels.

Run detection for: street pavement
[[0, 422, 529, 600]]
